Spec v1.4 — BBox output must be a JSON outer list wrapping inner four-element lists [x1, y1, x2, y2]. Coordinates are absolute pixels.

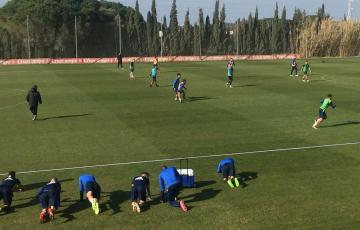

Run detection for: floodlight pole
[[236, 19, 239, 56], [75, 16, 78, 58], [26, 15, 31, 59], [198, 13, 202, 57]]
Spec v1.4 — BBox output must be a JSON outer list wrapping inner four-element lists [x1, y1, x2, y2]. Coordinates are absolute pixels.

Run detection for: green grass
[[0, 58, 359, 229]]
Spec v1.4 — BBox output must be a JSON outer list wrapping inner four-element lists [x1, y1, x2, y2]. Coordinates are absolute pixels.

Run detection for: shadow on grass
[[233, 84, 257, 88], [320, 121, 360, 128], [182, 188, 221, 204], [195, 180, 216, 188], [41, 113, 92, 121], [59, 199, 90, 223], [102, 190, 130, 215], [237, 172, 258, 188], [188, 96, 215, 102]]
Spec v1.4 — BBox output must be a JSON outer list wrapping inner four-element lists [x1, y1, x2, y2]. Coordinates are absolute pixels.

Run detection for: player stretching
[[312, 94, 336, 129], [226, 58, 235, 88], [0, 171, 22, 212], [131, 172, 152, 213], [217, 158, 240, 188], [302, 60, 311, 82], [79, 174, 101, 215], [37, 178, 61, 223], [176, 79, 187, 103], [159, 165, 188, 212], [129, 59, 135, 79], [149, 65, 159, 87], [290, 58, 298, 77], [173, 73, 181, 100]]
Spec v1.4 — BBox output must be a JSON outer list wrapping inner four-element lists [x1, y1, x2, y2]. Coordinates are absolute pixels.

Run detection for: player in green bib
[[312, 94, 336, 129], [302, 60, 311, 82]]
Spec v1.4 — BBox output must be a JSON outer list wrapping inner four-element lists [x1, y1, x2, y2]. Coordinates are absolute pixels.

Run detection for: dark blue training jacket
[[159, 167, 181, 191], [217, 158, 235, 173]]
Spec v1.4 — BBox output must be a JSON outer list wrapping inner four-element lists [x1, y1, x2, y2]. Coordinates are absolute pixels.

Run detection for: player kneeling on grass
[[159, 165, 188, 212], [0, 171, 22, 212], [217, 158, 240, 188], [37, 178, 61, 223], [312, 94, 336, 129], [131, 172, 152, 213], [176, 79, 187, 103], [149, 65, 159, 87], [79, 174, 101, 215], [302, 60, 311, 83]]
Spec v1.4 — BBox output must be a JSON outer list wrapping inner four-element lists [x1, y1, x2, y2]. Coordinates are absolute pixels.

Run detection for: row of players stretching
[[0, 158, 240, 223]]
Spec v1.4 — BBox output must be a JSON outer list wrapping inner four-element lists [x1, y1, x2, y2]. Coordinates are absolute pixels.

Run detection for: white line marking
[[1, 141, 359, 176], [0, 101, 26, 110]]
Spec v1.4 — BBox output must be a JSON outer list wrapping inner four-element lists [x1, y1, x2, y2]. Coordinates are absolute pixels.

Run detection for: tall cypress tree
[[219, 4, 226, 53], [210, 0, 220, 53], [204, 15, 211, 52], [146, 11, 154, 55], [169, 0, 179, 55], [198, 8, 205, 55], [151, 0, 159, 55], [183, 9, 192, 54], [271, 3, 281, 53], [281, 6, 289, 52]]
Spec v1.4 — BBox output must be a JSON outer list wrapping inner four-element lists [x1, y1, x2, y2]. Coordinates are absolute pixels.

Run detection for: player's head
[[140, 172, 150, 178], [183, 79, 186, 83], [177, 73, 181, 78], [32, 85, 38, 90], [305, 60, 308, 63], [132, 59, 135, 62], [8, 171, 16, 178], [161, 165, 167, 171], [327, 94, 332, 99], [50, 177, 58, 183]]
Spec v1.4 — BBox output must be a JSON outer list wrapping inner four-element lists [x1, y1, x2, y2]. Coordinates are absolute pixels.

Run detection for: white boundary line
[[1, 141, 359, 176]]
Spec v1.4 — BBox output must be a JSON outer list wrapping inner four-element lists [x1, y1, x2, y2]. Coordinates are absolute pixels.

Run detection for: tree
[[209, 0, 220, 53], [271, 3, 281, 53], [151, 0, 159, 55], [182, 9, 192, 54], [169, 0, 179, 55]]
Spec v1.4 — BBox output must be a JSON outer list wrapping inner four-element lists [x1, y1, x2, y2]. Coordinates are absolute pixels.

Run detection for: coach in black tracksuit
[[117, 52, 123, 69], [26, 85, 42, 120]]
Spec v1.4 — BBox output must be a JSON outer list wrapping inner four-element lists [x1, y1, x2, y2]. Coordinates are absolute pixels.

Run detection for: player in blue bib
[[79, 174, 101, 215], [149, 65, 159, 87]]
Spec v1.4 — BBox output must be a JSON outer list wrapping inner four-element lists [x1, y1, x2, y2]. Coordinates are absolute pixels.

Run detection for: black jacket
[[26, 87, 42, 107]]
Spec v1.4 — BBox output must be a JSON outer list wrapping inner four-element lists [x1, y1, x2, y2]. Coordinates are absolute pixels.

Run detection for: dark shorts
[[39, 190, 56, 209], [319, 109, 327, 119], [131, 186, 146, 202], [177, 89, 185, 94], [152, 76, 157, 81], [130, 69, 134, 73], [85, 182, 101, 199], [222, 163, 235, 179], [303, 71, 308, 75], [0, 187, 13, 206], [227, 76, 233, 81], [167, 183, 182, 202]]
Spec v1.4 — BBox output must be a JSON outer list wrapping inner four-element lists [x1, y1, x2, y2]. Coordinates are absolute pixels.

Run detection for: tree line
[[0, 0, 359, 59]]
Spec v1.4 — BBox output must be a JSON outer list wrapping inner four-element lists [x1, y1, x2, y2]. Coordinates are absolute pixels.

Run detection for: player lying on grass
[[159, 165, 188, 212], [79, 174, 101, 215], [149, 65, 159, 87], [302, 60, 311, 82], [290, 58, 298, 77], [129, 59, 135, 79], [26, 85, 42, 121], [131, 172, 152, 213], [175, 79, 187, 103], [312, 94, 336, 129], [217, 158, 240, 188], [0, 171, 22, 212], [37, 178, 61, 223], [226, 58, 235, 88]]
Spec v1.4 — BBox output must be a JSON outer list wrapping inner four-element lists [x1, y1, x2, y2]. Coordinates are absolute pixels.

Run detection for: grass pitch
[[0, 58, 359, 229]]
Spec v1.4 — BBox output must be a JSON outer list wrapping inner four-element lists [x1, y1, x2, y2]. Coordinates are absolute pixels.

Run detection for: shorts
[[227, 76, 233, 81], [0, 187, 13, 206], [39, 190, 56, 209], [131, 185, 146, 202], [177, 89, 184, 94], [303, 71, 308, 75], [85, 182, 101, 199], [222, 163, 235, 179], [152, 76, 157, 81], [319, 109, 327, 119], [130, 69, 134, 73]]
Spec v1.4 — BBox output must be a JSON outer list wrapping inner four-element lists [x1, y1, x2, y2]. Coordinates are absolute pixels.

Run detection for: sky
[[1, 0, 359, 24]]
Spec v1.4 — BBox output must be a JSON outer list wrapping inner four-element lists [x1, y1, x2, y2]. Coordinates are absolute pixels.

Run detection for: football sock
[[227, 179, 235, 188], [234, 178, 240, 187]]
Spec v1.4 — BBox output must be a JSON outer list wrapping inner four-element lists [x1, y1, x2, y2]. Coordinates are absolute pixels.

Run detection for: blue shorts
[[85, 182, 101, 199], [222, 163, 235, 179], [0, 187, 13, 206], [319, 109, 327, 119], [152, 76, 157, 80]]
